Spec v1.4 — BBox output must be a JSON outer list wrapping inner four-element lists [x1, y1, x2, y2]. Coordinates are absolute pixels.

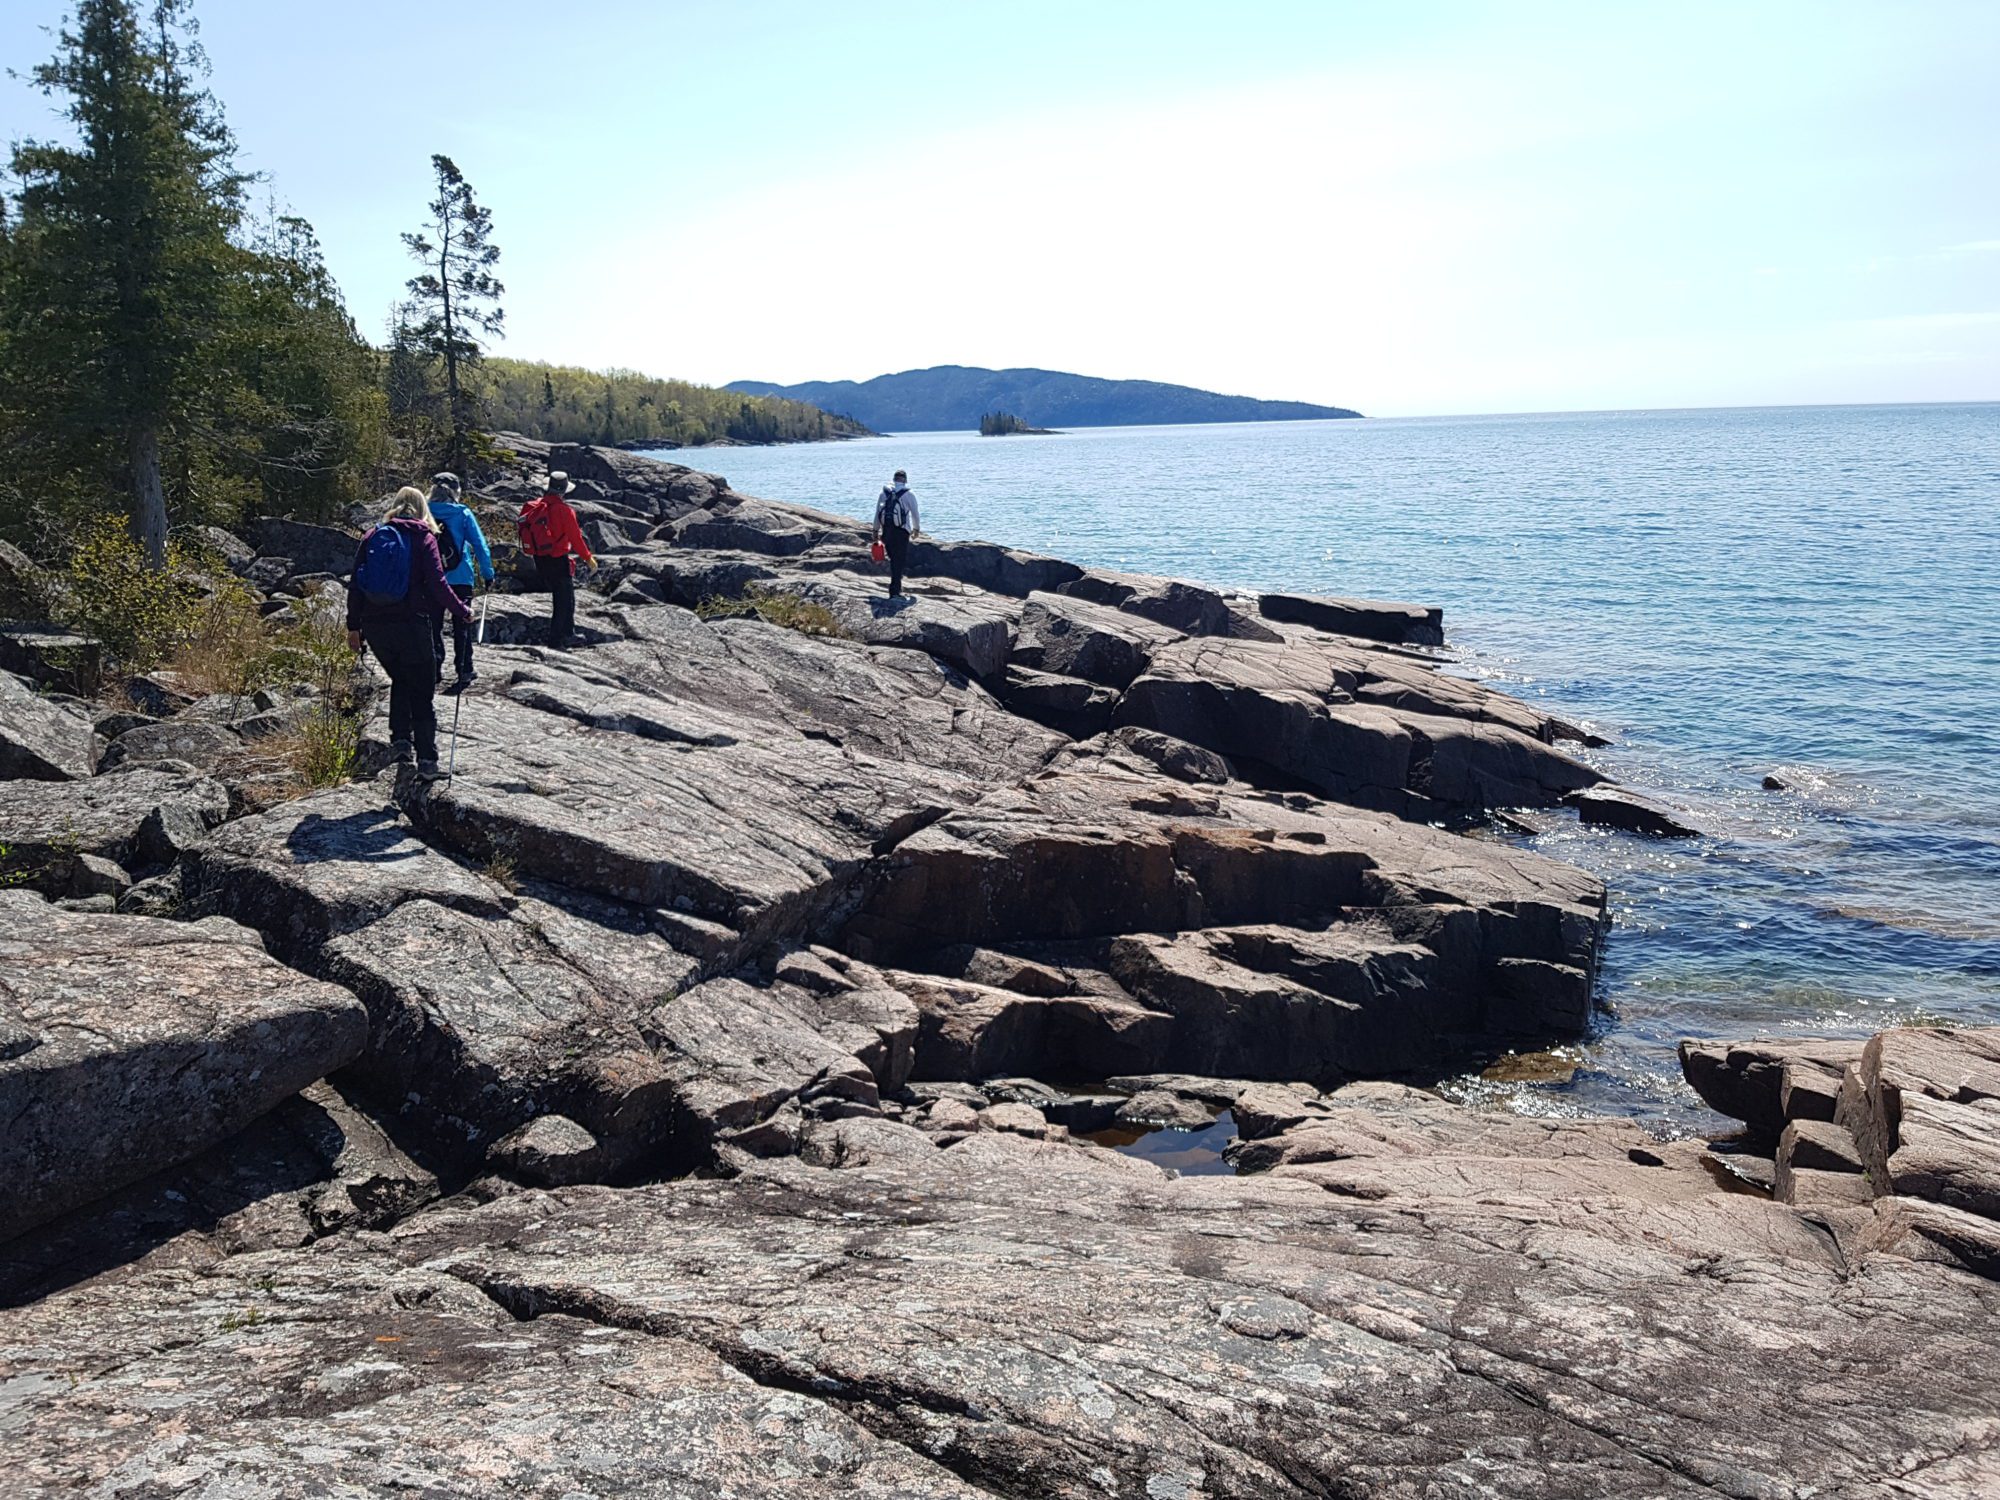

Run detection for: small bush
[[260, 708, 359, 790], [168, 576, 275, 697], [59, 522, 204, 669], [694, 586, 845, 638]]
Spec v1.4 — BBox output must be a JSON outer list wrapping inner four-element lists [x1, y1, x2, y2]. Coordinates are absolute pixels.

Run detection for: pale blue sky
[[4, 1, 1996, 415]]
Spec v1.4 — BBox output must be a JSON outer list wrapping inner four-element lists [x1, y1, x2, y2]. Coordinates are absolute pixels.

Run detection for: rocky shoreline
[[2, 436, 1995, 1496]]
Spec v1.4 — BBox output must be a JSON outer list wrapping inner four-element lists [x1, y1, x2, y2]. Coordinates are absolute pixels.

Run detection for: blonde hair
[[388, 486, 438, 528]]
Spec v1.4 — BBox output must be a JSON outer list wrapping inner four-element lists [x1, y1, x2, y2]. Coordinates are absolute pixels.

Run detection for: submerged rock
[[1571, 785, 1702, 837]]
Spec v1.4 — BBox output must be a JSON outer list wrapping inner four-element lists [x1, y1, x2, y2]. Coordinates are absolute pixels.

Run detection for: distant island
[[727, 364, 1362, 432], [979, 410, 1056, 436]]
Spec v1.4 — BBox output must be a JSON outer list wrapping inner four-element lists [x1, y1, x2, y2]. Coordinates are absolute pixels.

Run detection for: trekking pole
[[477, 589, 489, 645], [446, 688, 463, 783]]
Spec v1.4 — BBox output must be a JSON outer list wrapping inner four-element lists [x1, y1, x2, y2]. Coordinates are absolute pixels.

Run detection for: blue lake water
[[660, 405, 2000, 1127]]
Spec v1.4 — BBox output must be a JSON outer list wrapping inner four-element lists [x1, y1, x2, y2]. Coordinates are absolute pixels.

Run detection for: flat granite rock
[[181, 784, 509, 964], [1571, 785, 1702, 837], [0, 893, 369, 1242], [314, 1109, 2000, 1499], [0, 1250, 987, 1498], [0, 666, 94, 780], [319, 897, 674, 1166]]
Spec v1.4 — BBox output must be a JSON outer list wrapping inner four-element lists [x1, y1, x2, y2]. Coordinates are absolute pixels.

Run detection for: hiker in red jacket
[[517, 472, 596, 648], [346, 487, 473, 778]]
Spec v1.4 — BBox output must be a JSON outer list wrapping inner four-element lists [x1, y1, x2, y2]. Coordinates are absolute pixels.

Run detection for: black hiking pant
[[883, 523, 911, 597], [535, 554, 575, 643], [429, 585, 476, 681], [364, 617, 440, 763]]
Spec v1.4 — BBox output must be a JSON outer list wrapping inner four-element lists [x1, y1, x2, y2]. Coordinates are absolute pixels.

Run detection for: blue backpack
[[354, 524, 412, 606]]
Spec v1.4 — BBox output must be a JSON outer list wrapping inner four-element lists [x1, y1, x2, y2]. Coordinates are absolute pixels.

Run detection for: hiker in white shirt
[[872, 469, 921, 598]]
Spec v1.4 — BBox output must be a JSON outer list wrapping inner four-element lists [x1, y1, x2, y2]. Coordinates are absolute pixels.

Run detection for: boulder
[[0, 538, 52, 619], [0, 894, 369, 1242], [1258, 590, 1445, 646], [887, 971, 1172, 1083], [250, 516, 358, 577], [490, 1113, 607, 1187], [780, 569, 1017, 679], [1056, 566, 1232, 635], [665, 494, 862, 556], [1774, 1118, 1866, 1204], [0, 667, 94, 779], [1118, 636, 1600, 816], [181, 784, 509, 963], [0, 766, 228, 891], [98, 716, 244, 774], [1678, 1035, 1866, 1139], [1098, 723, 1232, 784], [640, 977, 898, 1164], [1879, 1092, 2000, 1222], [1113, 1088, 1212, 1130], [993, 664, 1119, 739], [318, 897, 676, 1166], [1571, 786, 1702, 837], [1009, 590, 1181, 688], [0, 1078, 434, 1305], [0, 624, 102, 694], [196, 524, 257, 571], [909, 537, 1083, 597]]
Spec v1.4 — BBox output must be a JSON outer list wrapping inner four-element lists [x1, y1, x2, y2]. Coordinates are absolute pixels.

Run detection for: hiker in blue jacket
[[427, 472, 495, 694], [346, 487, 472, 779]]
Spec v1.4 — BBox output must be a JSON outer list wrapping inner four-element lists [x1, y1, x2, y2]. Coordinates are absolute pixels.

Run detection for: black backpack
[[434, 518, 464, 576]]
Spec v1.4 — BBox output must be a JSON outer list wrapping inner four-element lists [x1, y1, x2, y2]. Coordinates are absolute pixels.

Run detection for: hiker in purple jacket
[[345, 487, 472, 779]]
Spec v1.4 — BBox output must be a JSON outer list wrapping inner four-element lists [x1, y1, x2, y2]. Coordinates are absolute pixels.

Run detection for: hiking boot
[[441, 672, 473, 695], [390, 739, 415, 765], [415, 758, 445, 781]]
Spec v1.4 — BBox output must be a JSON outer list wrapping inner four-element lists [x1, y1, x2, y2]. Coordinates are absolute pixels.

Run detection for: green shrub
[[694, 586, 845, 638], [59, 521, 204, 670]]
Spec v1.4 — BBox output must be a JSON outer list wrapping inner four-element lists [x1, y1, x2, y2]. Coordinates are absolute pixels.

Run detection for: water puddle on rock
[[1085, 1109, 1239, 1176]]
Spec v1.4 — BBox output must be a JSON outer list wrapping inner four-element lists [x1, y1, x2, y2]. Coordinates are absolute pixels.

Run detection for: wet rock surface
[[9, 439, 1985, 1495]]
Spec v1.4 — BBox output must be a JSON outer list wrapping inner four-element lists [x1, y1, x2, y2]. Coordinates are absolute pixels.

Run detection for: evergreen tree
[[542, 371, 556, 410], [223, 208, 387, 522], [3, 0, 246, 565], [400, 154, 503, 471]]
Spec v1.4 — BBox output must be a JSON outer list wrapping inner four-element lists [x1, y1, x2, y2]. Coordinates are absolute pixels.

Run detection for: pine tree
[[3, 0, 246, 565], [542, 371, 556, 410], [400, 154, 503, 471]]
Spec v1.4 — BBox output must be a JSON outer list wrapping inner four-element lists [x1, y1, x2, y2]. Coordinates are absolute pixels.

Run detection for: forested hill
[[726, 365, 1361, 432], [479, 359, 873, 447]]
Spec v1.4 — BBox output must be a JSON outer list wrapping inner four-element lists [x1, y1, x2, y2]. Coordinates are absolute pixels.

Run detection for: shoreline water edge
[[3, 434, 1998, 1494]]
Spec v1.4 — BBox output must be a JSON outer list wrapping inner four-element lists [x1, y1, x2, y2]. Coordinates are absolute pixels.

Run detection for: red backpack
[[518, 496, 562, 557]]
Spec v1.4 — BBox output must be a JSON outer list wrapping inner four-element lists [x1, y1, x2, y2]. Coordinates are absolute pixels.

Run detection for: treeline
[[478, 360, 872, 448], [0, 0, 390, 557], [979, 410, 1041, 436], [0, 0, 855, 567]]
